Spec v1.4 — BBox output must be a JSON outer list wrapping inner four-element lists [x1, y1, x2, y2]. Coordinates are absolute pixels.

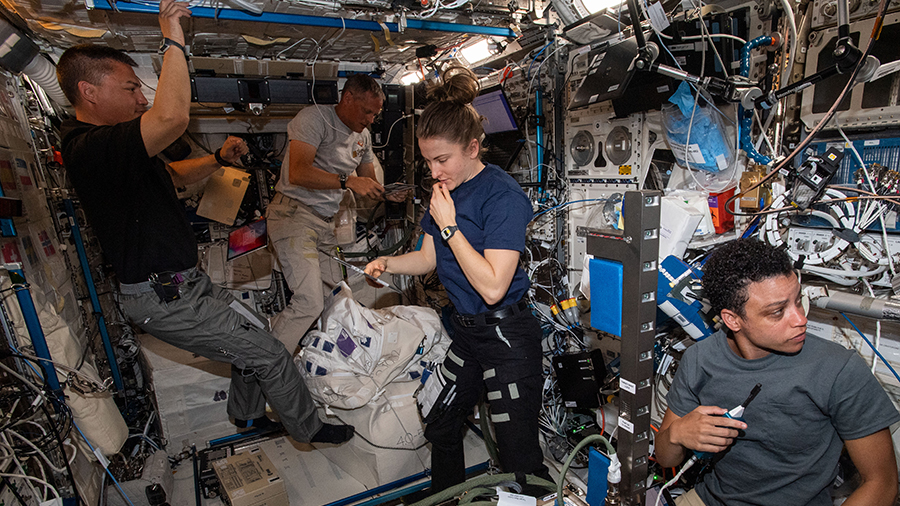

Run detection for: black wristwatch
[[339, 174, 348, 190], [159, 38, 188, 58], [440, 225, 458, 241]]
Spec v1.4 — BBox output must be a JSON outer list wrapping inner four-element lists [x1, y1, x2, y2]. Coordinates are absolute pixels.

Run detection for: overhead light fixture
[[460, 39, 492, 64], [400, 72, 422, 85]]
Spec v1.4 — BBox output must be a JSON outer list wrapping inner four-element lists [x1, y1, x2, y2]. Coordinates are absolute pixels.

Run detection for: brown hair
[[416, 66, 484, 149], [56, 45, 138, 107]]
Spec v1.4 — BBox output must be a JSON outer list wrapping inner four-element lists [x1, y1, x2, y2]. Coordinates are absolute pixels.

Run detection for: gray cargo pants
[[120, 271, 323, 442]]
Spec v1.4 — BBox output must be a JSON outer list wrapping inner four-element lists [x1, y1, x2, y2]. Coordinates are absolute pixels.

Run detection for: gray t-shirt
[[275, 105, 374, 218], [667, 330, 899, 506]]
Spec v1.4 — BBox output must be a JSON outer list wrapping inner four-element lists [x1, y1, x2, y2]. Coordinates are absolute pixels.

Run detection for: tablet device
[[227, 218, 268, 261]]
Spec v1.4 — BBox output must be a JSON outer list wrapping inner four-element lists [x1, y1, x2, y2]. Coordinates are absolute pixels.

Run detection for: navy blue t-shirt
[[422, 164, 532, 315]]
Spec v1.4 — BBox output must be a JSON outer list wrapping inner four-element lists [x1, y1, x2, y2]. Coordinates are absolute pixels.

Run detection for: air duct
[[0, 18, 69, 107]]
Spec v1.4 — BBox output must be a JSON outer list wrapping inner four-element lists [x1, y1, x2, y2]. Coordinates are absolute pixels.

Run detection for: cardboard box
[[213, 449, 287, 506]]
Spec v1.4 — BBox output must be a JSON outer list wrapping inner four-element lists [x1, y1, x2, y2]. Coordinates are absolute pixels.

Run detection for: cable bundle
[[855, 164, 900, 213]]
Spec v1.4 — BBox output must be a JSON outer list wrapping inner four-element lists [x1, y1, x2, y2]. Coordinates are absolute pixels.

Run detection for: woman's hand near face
[[430, 182, 457, 229]]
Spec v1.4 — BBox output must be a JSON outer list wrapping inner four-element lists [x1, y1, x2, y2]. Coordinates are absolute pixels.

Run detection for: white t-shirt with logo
[[276, 104, 374, 218]]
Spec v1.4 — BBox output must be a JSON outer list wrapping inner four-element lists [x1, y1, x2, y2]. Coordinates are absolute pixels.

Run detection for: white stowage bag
[[294, 281, 449, 488], [296, 281, 449, 410]]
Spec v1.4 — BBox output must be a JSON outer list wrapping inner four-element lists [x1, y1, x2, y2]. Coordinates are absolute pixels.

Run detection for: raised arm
[[140, 0, 192, 157], [428, 182, 519, 305]]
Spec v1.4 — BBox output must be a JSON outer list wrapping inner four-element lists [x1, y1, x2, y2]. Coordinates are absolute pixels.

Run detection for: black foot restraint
[[234, 416, 282, 434], [310, 423, 355, 444]]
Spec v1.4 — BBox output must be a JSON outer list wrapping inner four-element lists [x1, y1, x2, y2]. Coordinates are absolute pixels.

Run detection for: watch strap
[[162, 38, 185, 52], [441, 225, 458, 241], [159, 38, 188, 59], [214, 148, 229, 166], [339, 174, 348, 190]]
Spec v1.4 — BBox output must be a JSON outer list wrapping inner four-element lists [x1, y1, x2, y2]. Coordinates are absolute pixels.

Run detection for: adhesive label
[[620, 378, 636, 394]]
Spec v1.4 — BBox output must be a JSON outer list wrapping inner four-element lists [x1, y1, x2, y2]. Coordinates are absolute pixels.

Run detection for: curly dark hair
[[702, 238, 794, 317]]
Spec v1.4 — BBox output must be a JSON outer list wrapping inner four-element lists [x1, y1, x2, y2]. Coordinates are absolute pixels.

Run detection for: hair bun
[[427, 66, 479, 105]]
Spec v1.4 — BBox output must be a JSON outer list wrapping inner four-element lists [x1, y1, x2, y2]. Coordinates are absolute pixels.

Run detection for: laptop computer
[[471, 85, 526, 171], [569, 36, 640, 110]]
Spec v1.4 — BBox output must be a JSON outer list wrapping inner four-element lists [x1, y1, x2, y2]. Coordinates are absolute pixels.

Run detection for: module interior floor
[[167, 431, 492, 506], [140, 332, 491, 506]]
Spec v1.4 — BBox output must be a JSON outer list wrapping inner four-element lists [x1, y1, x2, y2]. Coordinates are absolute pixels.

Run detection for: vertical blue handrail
[[7, 264, 62, 394], [536, 87, 545, 200], [63, 199, 124, 391]]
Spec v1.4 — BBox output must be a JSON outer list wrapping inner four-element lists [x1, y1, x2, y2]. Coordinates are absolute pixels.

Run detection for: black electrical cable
[[332, 414, 427, 451], [0, 370, 81, 503], [0, 385, 42, 434], [340, 205, 417, 259]]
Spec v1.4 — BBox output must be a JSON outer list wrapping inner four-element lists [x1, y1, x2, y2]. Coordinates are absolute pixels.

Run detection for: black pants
[[425, 310, 549, 492]]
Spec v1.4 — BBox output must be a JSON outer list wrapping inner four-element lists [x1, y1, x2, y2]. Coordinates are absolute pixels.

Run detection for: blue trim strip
[[324, 470, 429, 506], [536, 87, 544, 198], [328, 461, 491, 506], [90, 1, 515, 37]]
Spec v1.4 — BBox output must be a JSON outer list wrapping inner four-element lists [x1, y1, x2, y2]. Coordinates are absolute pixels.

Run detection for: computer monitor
[[226, 218, 268, 261], [472, 86, 519, 134]]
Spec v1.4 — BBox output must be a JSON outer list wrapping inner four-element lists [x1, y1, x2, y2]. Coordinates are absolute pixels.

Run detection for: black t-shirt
[[60, 117, 197, 284]]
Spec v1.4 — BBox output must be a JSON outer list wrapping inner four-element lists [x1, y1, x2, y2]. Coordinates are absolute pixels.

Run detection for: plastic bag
[[663, 82, 734, 173], [334, 190, 358, 245]]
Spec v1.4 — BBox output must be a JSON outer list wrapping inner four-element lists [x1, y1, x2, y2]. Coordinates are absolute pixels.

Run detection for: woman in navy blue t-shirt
[[365, 66, 550, 496]]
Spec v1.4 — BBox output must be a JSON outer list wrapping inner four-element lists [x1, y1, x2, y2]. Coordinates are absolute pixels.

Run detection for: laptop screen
[[226, 218, 268, 261], [470, 85, 525, 171], [472, 86, 518, 134]]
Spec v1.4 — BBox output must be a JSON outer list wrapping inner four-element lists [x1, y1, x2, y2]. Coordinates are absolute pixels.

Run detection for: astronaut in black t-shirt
[[56, 0, 354, 446]]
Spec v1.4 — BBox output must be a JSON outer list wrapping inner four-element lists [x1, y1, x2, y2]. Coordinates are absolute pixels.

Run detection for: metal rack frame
[[584, 190, 661, 505]]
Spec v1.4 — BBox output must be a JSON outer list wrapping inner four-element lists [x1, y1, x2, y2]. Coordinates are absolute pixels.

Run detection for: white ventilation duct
[[0, 18, 69, 107]]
